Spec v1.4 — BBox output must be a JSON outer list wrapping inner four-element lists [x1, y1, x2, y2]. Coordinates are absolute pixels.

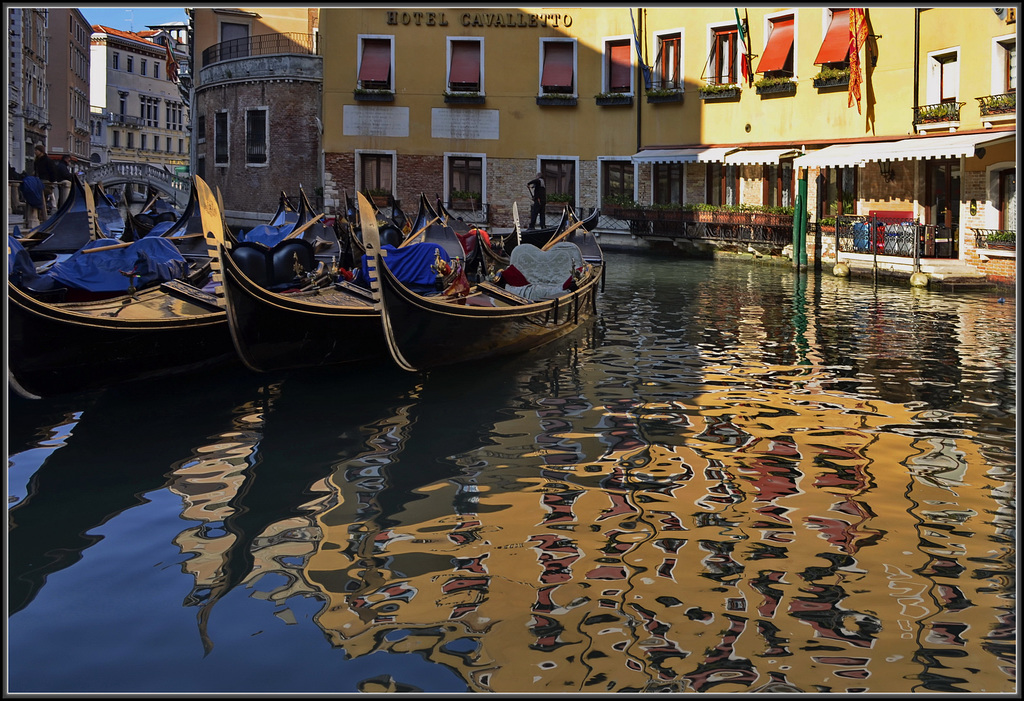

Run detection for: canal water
[[7, 251, 1016, 694]]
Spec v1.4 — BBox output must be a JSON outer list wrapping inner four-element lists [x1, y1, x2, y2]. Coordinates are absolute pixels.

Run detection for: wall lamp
[[878, 159, 896, 183]]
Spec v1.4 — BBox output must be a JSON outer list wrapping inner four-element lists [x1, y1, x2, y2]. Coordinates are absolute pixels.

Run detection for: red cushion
[[501, 265, 528, 286]]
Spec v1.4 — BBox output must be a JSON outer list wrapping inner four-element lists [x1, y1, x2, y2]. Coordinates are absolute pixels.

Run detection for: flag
[[734, 9, 753, 87], [165, 41, 179, 84], [630, 9, 652, 89], [848, 8, 868, 113]]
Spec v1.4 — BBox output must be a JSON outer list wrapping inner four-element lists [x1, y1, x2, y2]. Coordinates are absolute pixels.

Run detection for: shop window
[[763, 161, 794, 208], [448, 39, 482, 93], [819, 166, 858, 218], [653, 32, 682, 89], [448, 155, 483, 198], [540, 39, 575, 94], [604, 38, 632, 93], [541, 158, 576, 200], [999, 169, 1015, 230], [602, 161, 634, 202], [653, 163, 684, 204], [358, 37, 393, 90], [245, 108, 268, 165], [707, 163, 740, 206], [360, 152, 394, 193]]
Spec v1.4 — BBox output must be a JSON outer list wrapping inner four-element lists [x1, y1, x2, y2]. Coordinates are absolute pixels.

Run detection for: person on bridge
[[53, 155, 75, 208]]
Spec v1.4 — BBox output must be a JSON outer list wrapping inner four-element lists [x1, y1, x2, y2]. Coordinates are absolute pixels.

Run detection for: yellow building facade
[[191, 7, 1015, 281]]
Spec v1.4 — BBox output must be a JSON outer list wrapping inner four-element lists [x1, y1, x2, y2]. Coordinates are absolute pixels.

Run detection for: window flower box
[[978, 92, 1016, 116], [450, 190, 482, 210], [645, 89, 683, 104], [444, 92, 485, 105], [811, 67, 850, 89], [699, 84, 741, 101], [354, 89, 395, 102], [595, 92, 633, 106], [754, 78, 796, 96], [536, 94, 577, 106]]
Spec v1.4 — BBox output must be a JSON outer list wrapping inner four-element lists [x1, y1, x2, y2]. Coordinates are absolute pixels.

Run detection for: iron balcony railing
[[107, 112, 142, 128], [600, 208, 794, 248], [976, 92, 1016, 116], [971, 228, 1016, 250], [202, 32, 316, 68], [834, 215, 958, 259], [913, 101, 965, 126]]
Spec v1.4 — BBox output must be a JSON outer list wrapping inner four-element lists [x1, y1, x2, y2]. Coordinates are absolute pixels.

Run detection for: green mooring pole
[[798, 172, 809, 268], [792, 191, 802, 269]]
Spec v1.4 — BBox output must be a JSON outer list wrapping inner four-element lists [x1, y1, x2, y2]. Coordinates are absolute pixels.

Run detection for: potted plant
[[365, 187, 392, 207], [595, 91, 633, 106], [444, 91, 485, 104], [811, 66, 850, 88], [984, 229, 1016, 249], [450, 189, 482, 209], [645, 87, 683, 104], [979, 92, 1016, 115], [353, 87, 396, 102], [754, 75, 795, 96], [602, 194, 637, 217], [699, 82, 741, 100], [546, 191, 573, 213], [536, 92, 577, 106]]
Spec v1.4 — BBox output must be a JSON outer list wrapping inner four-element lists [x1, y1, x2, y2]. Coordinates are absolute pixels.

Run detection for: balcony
[[201, 32, 315, 68], [972, 228, 1016, 251], [977, 92, 1016, 127], [913, 101, 965, 133], [107, 112, 142, 128]]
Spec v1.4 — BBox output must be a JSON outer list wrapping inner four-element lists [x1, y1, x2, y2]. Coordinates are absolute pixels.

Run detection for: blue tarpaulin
[[41, 237, 188, 293], [238, 223, 297, 248], [8, 235, 43, 288], [19, 176, 45, 209], [360, 242, 449, 294]]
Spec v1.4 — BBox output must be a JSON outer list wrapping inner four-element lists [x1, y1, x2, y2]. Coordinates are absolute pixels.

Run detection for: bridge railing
[[85, 162, 190, 207]]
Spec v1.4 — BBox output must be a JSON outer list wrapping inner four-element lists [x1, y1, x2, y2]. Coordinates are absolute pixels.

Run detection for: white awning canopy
[[724, 148, 802, 165], [794, 132, 1012, 168], [632, 147, 734, 164]]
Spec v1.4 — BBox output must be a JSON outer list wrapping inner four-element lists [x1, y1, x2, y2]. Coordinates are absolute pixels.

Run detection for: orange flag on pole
[[848, 8, 867, 113], [165, 41, 180, 84]]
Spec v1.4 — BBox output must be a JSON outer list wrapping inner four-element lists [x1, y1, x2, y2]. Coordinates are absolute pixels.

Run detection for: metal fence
[[202, 33, 316, 68], [599, 210, 795, 248], [835, 215, 958, 260]]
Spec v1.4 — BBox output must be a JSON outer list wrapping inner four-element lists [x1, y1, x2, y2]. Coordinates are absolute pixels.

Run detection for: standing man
[[527, 171, 546, 230], [54, 154, 75, 208], [32, 145, 61, 214]]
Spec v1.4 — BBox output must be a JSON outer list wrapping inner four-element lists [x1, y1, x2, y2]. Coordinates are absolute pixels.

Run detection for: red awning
[[449, 41, 480, 85], [609, 42, 631, 91], [814, 9, 851, 64], [358, 39, 391, 83], [541, 42, 574, 89], [756, 17, 794, 73]]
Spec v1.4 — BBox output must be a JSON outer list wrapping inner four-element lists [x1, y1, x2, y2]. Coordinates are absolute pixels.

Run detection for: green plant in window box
[[754, 75, 792, 89], [541, 93, 574, 100], [699, 82, 740, 95], [987, 230, 1016, 243], [445, 91, 481, 98], [985, 93, 1016, 113], [812, 66, 850, 82], [595, 92, 628, 100], [644, 87, 681, 98], [547, 192, 573, 203], [354, 87, 395, 97], [602, 194, 636, 207]]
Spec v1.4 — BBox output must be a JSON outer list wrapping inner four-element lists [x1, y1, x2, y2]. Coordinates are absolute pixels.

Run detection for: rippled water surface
[[7, 251, 1016, 694]]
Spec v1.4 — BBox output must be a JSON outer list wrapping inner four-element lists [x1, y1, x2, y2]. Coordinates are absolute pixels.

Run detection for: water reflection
[[7, 253, 1015, 694]]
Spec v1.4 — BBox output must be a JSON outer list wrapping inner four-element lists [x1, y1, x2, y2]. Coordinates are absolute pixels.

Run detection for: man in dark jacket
[[527, 172, 546, 230], [33, 144, 62, 213], [54, 154, 75, 207]]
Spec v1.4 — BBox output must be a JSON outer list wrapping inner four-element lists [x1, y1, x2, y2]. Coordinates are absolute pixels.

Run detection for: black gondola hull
[[219, 243, 388, 373]]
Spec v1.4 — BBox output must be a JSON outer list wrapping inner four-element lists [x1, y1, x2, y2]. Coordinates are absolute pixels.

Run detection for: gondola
[[520, 205, 599, 249], [16, 174, 114, 255], [8, 175, 234, 399], [268, 190, 298, 228], [479, 205, 601, 276], [359, 192, 605, 373], [125, 188, 181, 238], [435, 198, 487, 281]]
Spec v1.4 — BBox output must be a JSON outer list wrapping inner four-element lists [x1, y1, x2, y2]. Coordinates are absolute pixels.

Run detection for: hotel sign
[[385, 11, 573, 28]]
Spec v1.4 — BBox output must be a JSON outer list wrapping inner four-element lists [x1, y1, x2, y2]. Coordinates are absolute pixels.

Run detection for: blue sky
[[84, 7, 189, 32]]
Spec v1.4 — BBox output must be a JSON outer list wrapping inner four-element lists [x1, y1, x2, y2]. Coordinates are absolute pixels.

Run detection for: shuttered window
[[607, 40, 631, 92], [449, 40, 481, 91], [246, 108, 267, 165], [757, 16, 795, 74], [541, 41, 574, 92], [214, 112, 228, 165], [358, 38, 392, 89], [813, 9, 851, 65]]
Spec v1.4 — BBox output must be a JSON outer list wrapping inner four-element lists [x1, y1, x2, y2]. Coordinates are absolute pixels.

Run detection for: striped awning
[[631, 147, 734, 164], [724, 148, 802, 165], [793, 133, 1012, 168]]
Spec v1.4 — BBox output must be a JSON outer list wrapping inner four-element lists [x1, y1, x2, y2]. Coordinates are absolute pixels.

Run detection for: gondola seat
[[230, 243, 272, 287], [270, 240, 316, 289]]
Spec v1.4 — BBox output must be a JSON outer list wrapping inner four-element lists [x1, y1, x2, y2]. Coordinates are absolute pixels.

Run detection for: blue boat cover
[[41, 237, 188, 292], [238, 223, 296, 248], [143, 220, 177, 237], [360, 242, 450, 294], [8, 235, 43, 287], [19, 176, 45, 209]]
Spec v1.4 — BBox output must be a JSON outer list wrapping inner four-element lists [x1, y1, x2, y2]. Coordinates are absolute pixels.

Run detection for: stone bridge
[[84, 163, 190, 208]]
